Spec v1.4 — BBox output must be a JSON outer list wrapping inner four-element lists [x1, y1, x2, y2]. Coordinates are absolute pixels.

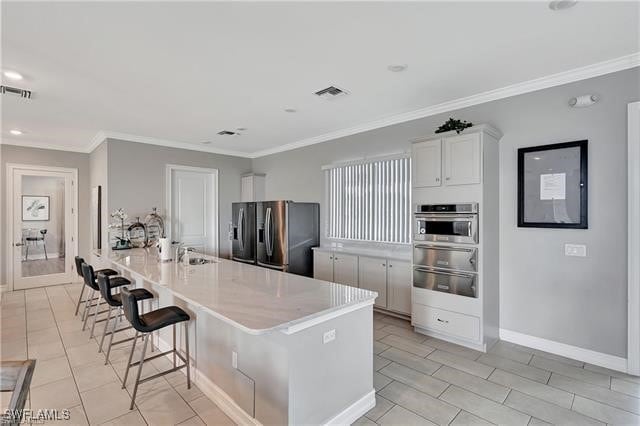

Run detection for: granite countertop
[[108, 248, 376, 335]]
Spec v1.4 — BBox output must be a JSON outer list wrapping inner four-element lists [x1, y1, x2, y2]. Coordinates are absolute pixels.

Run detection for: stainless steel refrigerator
[[256, 201, 319, 276], [231, 202, 257, 264]]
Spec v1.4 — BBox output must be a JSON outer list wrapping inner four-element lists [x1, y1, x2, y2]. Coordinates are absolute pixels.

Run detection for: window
[[325, 156, 411, 244]]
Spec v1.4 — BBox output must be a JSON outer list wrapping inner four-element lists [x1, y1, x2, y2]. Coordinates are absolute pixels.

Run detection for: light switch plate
[[565, 244, 587, 257], [323, 329, 336, 344], [232, 351, 238, 369]]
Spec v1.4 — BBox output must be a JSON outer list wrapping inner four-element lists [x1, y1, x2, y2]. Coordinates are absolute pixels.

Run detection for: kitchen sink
[[189, 257, 215, 265]]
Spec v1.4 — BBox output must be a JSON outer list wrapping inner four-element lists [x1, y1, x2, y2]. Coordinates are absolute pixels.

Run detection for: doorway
[[165, 164, 218, 256], [6, 164, 78, 290], [628, 101, 640, 375]]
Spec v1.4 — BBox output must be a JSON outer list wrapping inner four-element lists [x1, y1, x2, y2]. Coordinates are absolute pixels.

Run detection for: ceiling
[[1, 1, 638, 157]]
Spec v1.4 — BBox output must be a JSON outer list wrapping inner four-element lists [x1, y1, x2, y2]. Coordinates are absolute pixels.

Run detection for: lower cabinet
[[387, 260, 411, 314], [313, 250, 412, 316], [358, 256, 388, 308]]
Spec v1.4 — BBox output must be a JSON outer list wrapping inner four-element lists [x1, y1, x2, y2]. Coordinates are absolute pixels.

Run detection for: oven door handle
[[414, 244, 475, 253], [413, 266, 475, 279], [414, 214, 477, 220]]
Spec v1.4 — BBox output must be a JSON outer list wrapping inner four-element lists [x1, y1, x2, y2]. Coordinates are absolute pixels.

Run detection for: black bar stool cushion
[[121, 287, 190, 334], [97, 274, 152, 307], [75, 256, 117, 279], [82, 263, 129, 291], [112, 289, 153, 305]]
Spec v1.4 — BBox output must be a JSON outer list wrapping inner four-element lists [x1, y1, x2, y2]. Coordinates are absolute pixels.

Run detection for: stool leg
[[43, 241, 48, 260], [74, 284, 86, 316], [105, 308, 120, 365], [90, 296, 103, 338], [130, 333, 150, 410], [122, 331, 139, 389], [99, 306, 113, 353], [184, 322, 191, 389], [172, 324, 177, 368], [82, 289, 95, 331]]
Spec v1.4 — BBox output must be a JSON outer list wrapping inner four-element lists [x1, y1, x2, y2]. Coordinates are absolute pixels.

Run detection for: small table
[[1, 360, 36, 426]]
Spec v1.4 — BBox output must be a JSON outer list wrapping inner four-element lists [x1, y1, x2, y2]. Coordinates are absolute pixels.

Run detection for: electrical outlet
[[232, 351, 238, 369], [323, 329, 336, 344], [565, 244, 587, 257]]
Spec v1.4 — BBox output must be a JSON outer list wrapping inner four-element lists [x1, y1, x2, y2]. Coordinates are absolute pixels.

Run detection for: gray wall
[[0, 145, 91, 286], [253, 68, 640, 357], [107, 139, 252, 258]]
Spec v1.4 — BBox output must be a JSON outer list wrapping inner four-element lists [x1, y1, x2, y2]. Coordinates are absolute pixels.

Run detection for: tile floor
[[1, 284, 234, 425], [2, 284, 640, 425]]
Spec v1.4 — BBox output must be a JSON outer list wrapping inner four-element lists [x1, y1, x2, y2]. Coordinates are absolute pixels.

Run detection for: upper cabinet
[[412, 139, 442, 187], [412, 129, 483, 188], [241, 173, 266, 201], [443, 133, 481, 186]]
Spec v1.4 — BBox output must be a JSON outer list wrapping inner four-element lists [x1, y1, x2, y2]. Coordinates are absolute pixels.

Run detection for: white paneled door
[[167, 165, 218, 256], [7, 164, 78, 290]]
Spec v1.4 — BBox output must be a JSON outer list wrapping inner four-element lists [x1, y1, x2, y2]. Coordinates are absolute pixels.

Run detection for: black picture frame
[[517, 140, 588, 229]]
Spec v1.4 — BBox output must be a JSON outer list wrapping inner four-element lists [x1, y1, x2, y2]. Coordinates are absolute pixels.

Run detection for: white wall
[[252, 68, 640, 357]]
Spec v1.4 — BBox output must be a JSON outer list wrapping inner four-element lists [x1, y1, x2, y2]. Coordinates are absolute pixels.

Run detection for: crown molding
[[249, 52, 640, 158], [95, 131, 252, 157], [0, 137, 88, 153]]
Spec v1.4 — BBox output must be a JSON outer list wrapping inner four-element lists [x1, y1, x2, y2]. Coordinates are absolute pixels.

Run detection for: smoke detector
[[217, 130, 237, 136], [0, 85, 32, 99], [314, 86, 348, 99]]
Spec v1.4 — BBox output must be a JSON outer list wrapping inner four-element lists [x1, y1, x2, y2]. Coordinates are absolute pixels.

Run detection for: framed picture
[[22, 195, 50, 221], [518, 140, 588, 229]]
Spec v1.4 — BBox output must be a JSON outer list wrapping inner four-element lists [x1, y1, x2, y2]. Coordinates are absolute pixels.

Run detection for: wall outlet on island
[[565, 244, 587, 257], [323, 329, 336, 344]]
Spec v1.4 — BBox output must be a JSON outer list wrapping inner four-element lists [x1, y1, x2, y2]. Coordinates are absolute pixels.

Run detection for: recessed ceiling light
[[10, 129, 23, 135], [387, 64, 408, 72], [201, 141, 211, 145], [533, 156, 542, 160], [549, 0, 577, 11], [284, 108, 297, 113], [3, 70, 23, 81]]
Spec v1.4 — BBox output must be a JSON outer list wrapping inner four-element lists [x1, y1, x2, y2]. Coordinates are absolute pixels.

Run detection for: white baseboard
[[499, 328, 628, 373], [324, 389, 375, 426]]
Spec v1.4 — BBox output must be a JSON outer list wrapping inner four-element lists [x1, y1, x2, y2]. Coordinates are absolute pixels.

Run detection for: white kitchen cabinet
[[358, 256, 388, 308], [313, 250, 334, 282], [240, 173, 266, 202], [443, 133, 481, 186], [412, 139, 442, 188], [387, 260, 411, 314], [333, 253, 359, 287]]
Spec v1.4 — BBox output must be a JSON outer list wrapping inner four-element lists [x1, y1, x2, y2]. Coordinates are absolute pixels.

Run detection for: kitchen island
[[107, 248, 376, 425]]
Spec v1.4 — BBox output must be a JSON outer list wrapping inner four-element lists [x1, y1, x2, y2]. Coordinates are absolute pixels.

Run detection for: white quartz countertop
[[108, 248, 376, 335], [312, 246, 411, 261]]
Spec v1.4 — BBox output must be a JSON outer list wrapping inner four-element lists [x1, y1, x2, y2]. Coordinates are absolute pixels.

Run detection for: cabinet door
[[358, 256, 387, 308], [412, 139, 442, 187], [443, 133, 481, 185], [333, 253, 359, 287], [241, 176, 254, 202], [387, 260, 412, 314], [313, 251, 334, 282]]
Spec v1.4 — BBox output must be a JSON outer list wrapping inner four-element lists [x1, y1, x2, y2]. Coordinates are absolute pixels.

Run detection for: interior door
[[11, 167, 76, 290], [170, 168, 217, 255], [412, 139, 442, 187], [443, 133, 481, 185]]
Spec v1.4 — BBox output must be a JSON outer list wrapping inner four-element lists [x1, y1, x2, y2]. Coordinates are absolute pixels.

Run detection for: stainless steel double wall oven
[[413, 203, 479, 298]]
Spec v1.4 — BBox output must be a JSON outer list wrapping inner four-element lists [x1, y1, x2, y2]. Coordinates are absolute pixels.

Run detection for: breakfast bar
[[107, 248, 377, 425]]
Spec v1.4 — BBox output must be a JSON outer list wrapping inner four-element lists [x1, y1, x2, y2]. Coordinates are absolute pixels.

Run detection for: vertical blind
[[325, 156, 411, 244]]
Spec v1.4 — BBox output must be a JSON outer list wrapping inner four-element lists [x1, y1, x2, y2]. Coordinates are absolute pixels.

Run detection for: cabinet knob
[[446, 177, 451, 181], [389, 264, 393, 267], [435, 178, 440, 182], [381, 263, 386, 267]]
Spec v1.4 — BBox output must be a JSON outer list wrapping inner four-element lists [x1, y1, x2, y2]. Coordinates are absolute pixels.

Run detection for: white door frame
[[628, 102, 640, 375], [165, 164, 219, 256], [5, 163, 79, 291]]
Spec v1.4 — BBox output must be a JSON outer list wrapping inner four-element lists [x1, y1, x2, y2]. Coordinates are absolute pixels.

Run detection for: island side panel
[[287, 305, 375, 425]]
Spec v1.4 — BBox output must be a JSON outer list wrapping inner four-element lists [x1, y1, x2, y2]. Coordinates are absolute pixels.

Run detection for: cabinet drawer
[[412, 304, 480, 341]]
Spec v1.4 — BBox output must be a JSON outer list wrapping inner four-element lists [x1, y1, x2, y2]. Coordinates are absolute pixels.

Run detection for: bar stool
[[96, 273, 154, 364], [120, 287, 191, 410], [80, 262, 130, 338], [73, 256, 118, 316]]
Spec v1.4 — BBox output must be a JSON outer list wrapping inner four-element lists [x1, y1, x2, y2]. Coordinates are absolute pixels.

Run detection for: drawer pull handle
[[437, 318, 449, 324]]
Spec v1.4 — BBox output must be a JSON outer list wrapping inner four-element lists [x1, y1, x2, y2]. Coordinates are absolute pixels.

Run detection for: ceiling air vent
[[0, 85, 32, 99], [314, 85, 348, 99], [217, 130, 236, 136]]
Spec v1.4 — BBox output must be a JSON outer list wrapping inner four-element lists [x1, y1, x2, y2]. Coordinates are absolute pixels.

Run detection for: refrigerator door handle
[[265, 207, 273, 256], [237, 208, 244, 251], [257, 261, 285, 271]]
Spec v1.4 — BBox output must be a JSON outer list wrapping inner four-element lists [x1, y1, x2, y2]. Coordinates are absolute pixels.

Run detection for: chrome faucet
[[175, 244, 194, 263]]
